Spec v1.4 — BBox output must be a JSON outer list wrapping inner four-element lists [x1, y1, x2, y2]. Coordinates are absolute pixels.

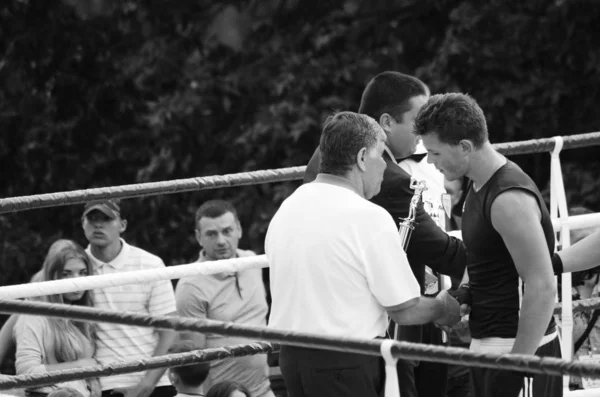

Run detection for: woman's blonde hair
[[38, 240, 96, 363]]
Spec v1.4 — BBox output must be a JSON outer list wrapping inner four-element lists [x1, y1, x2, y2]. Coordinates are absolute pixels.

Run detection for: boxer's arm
[[491, 190, 555, 355]]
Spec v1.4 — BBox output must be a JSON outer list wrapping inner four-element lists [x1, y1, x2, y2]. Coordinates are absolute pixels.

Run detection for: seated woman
[[14, 240, 100, 397], [0, 239, 78, 369]]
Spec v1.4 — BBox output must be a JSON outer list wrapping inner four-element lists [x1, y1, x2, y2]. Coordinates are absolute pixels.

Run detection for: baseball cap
[[82, 199, 121, 219]]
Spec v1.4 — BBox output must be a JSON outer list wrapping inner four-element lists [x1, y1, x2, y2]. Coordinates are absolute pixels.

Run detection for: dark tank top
[[462, 160, 556, 339]]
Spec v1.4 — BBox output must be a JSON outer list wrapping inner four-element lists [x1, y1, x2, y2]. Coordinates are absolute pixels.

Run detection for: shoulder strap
[[575, 310, 600, 353]]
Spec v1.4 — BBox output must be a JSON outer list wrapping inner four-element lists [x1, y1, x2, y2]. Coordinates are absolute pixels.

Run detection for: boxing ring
[[1, 132, 600, 397]]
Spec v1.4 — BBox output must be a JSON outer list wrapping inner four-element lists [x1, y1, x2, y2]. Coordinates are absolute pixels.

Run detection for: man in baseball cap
[[81, 197, 178, 397]]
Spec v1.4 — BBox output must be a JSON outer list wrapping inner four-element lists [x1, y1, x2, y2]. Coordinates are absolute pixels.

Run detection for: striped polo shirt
[[86, 239, 177, 391]]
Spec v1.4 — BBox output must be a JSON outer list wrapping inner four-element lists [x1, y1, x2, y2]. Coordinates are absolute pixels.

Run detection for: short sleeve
[[175, 280, 209, 319], [15, 315, 49, 375], [362, 213, 421, 309], [147, 259, 177, 316]]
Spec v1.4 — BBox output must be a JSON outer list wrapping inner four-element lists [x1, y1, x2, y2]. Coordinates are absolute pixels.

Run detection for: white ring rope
[[0, 255, 268, 300], [1, 210, 599, 300]]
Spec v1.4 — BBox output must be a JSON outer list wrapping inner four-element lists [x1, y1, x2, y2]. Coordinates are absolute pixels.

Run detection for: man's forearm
[[139, 329, 177, 387], [511, 285, 555, 355], [388, 297, 444, 326]]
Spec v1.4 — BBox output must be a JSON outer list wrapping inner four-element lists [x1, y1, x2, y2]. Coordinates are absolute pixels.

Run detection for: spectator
[[175, 200, 273, 397], [0, 239, 78, 369], [14, 241, 100, 397], [565, 206, 600, 390], [81, 199, 177, 397], [206, 382, 251, 397], [167, 341, 210, 397]]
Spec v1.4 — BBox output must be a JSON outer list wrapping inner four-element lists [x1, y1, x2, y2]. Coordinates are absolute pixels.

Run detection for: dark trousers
[[396, 323, 449, 397], [279, 345, 384, 397], [470, 336, 562, 397], [446, 372, 472, 397], [102, 386, 177, 397]]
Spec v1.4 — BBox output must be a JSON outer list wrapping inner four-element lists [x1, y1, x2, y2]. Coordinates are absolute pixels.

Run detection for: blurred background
[[1, 0, 600, 315]]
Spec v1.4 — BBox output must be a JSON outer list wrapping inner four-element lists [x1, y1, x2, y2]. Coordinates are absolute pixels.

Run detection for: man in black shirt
[[414, 93, 560, 397]]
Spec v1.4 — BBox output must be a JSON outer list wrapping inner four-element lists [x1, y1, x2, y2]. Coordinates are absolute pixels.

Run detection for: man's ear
[[236, 220, 243, 239], [459, 139, 475, 155], [378, 113, 394, 132], [119, 219, 128, 234], [195, 229, 203, 246], [356, 147, 368, 172]]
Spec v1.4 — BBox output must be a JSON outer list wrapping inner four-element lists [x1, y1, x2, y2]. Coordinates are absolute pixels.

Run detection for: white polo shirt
[[87, 239, 177, 391], [266, 174, 421, 339]]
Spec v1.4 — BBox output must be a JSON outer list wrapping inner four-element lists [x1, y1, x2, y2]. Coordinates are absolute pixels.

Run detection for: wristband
[[552, 252, 563, 275]]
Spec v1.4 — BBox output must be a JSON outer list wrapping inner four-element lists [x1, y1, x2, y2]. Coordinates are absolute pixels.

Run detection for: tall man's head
[[195, 200, 242, 260], [81, 199, 127, 248], [359, 71, 430, 159], [414, 93, 489, 182], [319, 111, 387, 199]]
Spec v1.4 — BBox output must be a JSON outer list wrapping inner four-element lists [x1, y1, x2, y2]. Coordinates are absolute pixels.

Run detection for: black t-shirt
[[462, 160, 556, 339]]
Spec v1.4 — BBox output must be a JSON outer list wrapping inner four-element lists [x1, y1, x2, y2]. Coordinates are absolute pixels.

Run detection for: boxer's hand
[[449, 284, 472, 317], [435, 290, 461, 326], [448, 284, 472, 306]]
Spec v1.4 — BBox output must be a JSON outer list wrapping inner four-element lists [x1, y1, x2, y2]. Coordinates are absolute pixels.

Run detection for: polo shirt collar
[[197, 250, 238, 280], [314, 173, 362, 197]]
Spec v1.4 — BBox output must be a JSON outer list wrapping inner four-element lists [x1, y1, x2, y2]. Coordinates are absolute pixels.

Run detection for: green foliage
[[1, 0, 600, 290]]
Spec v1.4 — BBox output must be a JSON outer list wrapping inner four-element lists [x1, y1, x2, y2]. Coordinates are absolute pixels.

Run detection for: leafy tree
[[1, 1, 600, 374]]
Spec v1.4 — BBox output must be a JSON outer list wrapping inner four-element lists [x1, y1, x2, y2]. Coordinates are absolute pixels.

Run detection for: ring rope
[[0, 132, 599, 215], [551, 212, 600, 233], [0, 343, 277, 390], [1, 299, 600, 379], [1, 253, 598, 316], [0, 167, 305, 215], [1, 253, 598, 315], [494, 131, 600, 156], [0, 255, 268, 300]]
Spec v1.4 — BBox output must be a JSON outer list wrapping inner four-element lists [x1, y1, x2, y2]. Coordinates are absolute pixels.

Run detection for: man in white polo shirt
[[82, 199, 177, 397], [266, 111, 461, 397]]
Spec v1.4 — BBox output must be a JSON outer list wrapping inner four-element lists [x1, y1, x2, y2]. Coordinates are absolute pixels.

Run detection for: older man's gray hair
[[319, 111, 383, 176]]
